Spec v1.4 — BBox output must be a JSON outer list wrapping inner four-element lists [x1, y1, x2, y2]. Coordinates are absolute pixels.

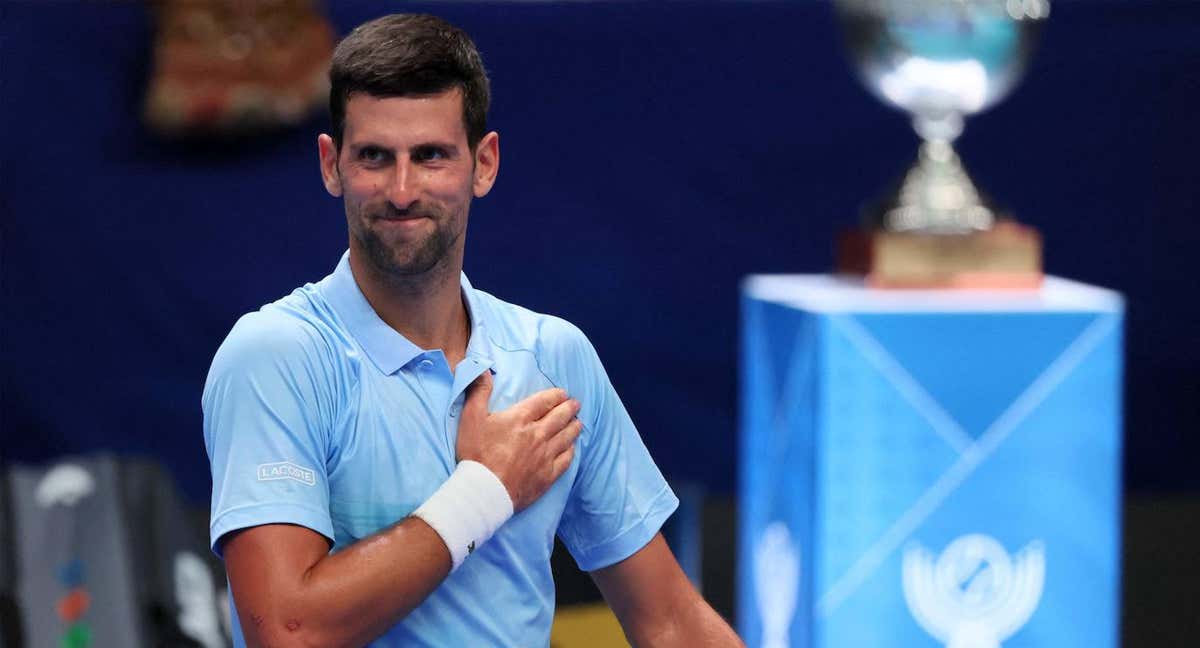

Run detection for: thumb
[[462, 369, 494, 420]]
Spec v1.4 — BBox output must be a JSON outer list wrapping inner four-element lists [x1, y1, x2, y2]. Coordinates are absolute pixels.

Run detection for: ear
[[472, 131, 500, 198], [317, 134, 343, 197]]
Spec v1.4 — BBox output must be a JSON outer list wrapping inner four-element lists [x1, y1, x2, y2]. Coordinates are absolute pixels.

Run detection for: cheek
[[339, 168, 382, 195], [423, 175, 465, 198], [424, 165, 475, 192], [343, 184, 385, 213]]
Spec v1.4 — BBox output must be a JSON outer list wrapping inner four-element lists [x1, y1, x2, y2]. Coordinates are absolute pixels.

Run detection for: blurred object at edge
[[143, 0, 333, 138], [2, 455, 230, 648]]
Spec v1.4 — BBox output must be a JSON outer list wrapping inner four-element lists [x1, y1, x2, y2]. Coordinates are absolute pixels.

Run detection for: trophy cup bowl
[[834, 0, 1050, 288]]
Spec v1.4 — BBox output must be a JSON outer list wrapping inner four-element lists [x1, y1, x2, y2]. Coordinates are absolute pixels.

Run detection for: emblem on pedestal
[[903, 534, 1045, 648]]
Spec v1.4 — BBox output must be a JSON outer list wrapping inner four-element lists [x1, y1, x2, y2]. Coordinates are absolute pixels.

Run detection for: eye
[[412, 146, 450, 163], [358, 146, 390, 164]]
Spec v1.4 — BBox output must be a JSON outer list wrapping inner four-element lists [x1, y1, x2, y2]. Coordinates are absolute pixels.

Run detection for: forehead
[[342, 89, 468, 145]]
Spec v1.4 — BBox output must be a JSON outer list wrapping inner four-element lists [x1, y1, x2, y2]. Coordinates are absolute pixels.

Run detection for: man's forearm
[[594, 535, 744, 648], [628, 596, 744, 648], [226, 517, 450, 648]]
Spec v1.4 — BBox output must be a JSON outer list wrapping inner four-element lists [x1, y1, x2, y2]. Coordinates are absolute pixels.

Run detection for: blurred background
[[2, 1, 1197, 646]]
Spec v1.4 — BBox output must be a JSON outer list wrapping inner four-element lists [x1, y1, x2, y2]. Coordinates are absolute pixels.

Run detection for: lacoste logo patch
[[256, 461, 316, 486]]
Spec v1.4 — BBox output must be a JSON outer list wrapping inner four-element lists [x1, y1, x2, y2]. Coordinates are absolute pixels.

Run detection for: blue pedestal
[[738, 276, 1124, 648]]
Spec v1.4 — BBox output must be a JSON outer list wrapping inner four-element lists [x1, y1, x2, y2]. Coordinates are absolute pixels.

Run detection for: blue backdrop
[[3, 1, 1197, 502]]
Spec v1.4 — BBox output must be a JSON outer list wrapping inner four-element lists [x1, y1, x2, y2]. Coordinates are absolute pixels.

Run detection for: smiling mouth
[[376, 214, 427, 222]]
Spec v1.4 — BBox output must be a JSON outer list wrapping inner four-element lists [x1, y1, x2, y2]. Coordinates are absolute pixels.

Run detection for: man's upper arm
[[541, 317, 679, 571], [591, 533, 692, 620], [203, 310, 339, 555], [593, 534, 744, 647], [222, 523, 333, 615]]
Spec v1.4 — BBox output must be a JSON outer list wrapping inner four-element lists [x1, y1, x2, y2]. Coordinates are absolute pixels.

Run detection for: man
[[203, 13, 743, 648]]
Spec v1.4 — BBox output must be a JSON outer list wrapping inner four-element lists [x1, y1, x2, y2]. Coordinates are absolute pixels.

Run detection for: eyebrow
[[348, 139, 461, 153], [412, 141, 461, 155]]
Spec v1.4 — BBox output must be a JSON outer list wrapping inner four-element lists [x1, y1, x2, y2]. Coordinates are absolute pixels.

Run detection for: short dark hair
[[329, 14, 490, 149]]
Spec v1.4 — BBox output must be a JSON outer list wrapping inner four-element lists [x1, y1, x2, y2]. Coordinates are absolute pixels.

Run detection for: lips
[[373, 207, 432, 222], [372, 209, 431, 224], [377, 215, 425, 222]]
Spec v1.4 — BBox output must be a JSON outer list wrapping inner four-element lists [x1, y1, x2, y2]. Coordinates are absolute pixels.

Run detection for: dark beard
[[354, 204, 458, 279]]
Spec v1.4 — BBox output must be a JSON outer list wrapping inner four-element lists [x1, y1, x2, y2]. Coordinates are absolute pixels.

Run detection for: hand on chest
[[326, 350, 578, 546]]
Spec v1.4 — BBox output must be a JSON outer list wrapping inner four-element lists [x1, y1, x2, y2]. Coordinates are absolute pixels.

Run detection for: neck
[[349, 250, 471, 369]]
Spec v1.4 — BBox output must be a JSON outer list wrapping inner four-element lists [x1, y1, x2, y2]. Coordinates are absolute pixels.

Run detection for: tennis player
[[203, 13, 742, 647]]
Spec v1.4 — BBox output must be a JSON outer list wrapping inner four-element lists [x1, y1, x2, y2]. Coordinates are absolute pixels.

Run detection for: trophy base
[[838, 221, 1043, 290]]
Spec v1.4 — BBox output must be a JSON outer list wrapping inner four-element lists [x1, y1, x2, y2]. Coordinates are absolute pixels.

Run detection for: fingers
[[516, 387, 569, 420], [539, 398, 581, 432], [461, 370, 493, 421], [547, 419, 583, 457], [550, 443, 576, 479]]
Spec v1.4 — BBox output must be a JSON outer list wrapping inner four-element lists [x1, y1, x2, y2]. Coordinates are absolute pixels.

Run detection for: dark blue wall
[[3, 1, 1198, 502]]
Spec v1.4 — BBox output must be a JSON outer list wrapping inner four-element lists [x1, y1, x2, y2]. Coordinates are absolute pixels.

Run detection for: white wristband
[[411, 460, 514, 572]]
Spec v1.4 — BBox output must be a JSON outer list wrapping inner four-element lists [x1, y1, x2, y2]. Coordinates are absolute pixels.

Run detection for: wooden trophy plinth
[[838, 221, 1043, 289]]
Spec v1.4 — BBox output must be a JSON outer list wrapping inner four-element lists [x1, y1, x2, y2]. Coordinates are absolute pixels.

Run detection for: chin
[[378, 251, 444, 278]]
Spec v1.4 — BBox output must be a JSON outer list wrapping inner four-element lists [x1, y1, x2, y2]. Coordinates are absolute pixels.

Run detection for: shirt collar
[[318, 251, 492, 375], [460, 273, 494, 366]]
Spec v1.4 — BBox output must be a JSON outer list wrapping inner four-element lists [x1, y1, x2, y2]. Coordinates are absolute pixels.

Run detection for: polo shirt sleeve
[[202, 310, 338, 556], [540, 318, 679, 572]]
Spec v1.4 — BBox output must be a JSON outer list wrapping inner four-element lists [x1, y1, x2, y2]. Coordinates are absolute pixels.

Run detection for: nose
[[386, 158, 419, 211]]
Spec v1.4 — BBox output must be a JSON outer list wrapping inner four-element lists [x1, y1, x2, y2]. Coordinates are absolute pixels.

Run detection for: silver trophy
[[836, 0, 1049, 234]]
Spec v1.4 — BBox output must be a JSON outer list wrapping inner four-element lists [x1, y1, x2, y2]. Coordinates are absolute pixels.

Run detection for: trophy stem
[[913, 113, 963, 144], [878, 138, 995, 233]]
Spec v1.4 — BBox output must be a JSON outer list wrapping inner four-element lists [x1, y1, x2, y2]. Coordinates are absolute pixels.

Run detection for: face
[[318, 89, 499, 280]]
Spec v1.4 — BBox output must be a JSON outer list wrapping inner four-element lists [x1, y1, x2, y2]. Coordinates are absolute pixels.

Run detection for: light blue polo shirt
[[202, 252, 678, 647]]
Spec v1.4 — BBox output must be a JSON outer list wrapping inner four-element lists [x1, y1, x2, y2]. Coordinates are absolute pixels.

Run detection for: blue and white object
[[738, 276, 1123, 648]]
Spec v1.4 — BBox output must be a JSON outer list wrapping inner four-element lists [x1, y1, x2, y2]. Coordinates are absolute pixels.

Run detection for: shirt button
[[448, 406, 459, 418], [419, 359, 434, 371]]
